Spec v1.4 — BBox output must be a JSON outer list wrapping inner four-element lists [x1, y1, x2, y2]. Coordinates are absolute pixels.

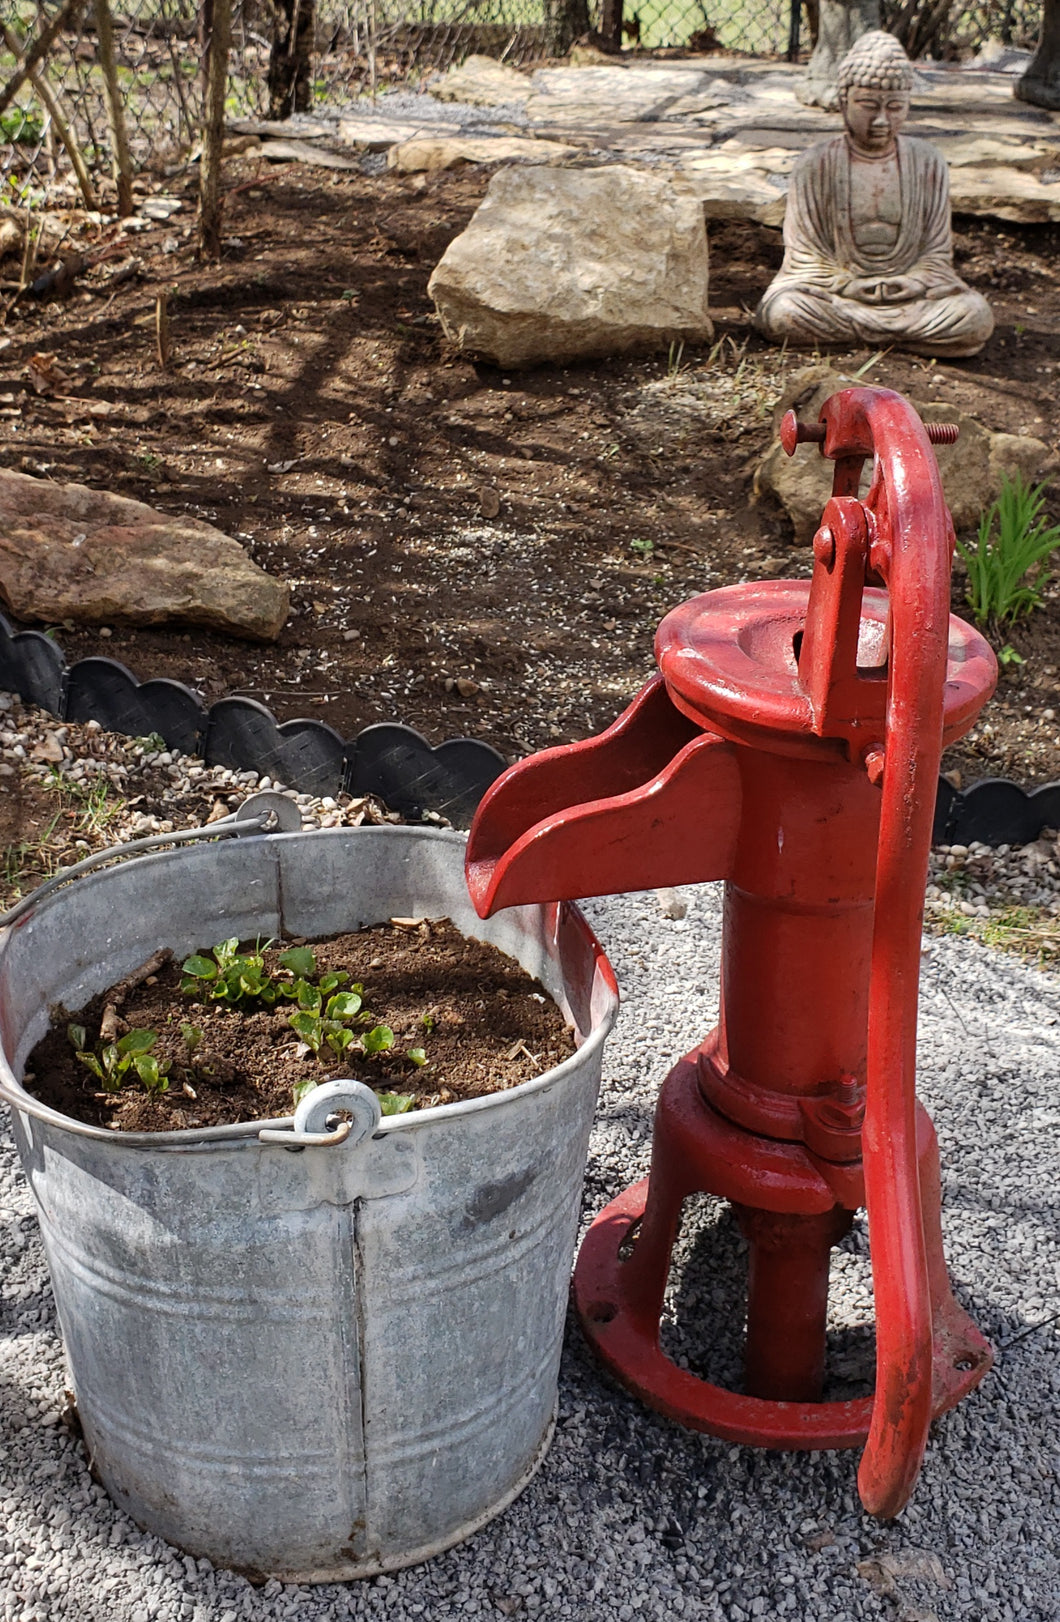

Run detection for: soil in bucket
[[24, 918, 576, 1133]]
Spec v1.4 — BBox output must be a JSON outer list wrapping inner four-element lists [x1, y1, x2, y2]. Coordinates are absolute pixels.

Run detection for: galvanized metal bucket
[[0, 825, 618, 1581]]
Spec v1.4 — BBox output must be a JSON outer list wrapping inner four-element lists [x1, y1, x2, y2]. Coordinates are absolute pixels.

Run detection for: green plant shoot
[[957, 474, 1060, 633]]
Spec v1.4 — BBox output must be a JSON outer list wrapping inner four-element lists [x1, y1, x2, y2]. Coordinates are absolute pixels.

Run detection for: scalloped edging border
[[0, 615, 505, 830], [1, 614, 1054, 846]]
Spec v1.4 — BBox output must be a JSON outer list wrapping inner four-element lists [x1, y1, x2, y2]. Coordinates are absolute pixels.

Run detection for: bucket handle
[[0, 792, 302, 930], [258, 1080, 382, 1148]]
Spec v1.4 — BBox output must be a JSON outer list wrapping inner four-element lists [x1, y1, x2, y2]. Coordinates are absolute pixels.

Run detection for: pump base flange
[[572, 1054, 993, 1451]]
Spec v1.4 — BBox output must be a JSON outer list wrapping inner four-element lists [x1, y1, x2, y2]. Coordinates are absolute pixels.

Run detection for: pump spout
[[466, 676, 741, 915]]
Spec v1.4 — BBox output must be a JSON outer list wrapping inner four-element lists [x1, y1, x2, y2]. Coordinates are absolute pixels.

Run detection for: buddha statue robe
[[755, 134, 994, 358]]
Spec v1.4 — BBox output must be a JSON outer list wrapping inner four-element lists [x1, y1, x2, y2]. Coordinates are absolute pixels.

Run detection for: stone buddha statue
[[755, 31, 994, 358]]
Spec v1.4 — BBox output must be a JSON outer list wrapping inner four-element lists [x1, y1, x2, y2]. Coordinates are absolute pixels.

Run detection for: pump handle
[[787, 386, 957, 1517]]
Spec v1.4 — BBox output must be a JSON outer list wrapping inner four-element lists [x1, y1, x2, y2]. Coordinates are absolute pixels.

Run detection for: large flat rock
[[949, 164, 1060, 223], [428, 164, 712, 369], [0, 470, 289, 641], [524, 64, 716, 124], [428, 54, 532, 106], [388, 134, 578, 173]]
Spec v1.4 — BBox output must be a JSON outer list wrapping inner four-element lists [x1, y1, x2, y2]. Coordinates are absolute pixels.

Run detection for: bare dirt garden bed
[[0, 160, 1058, 792]]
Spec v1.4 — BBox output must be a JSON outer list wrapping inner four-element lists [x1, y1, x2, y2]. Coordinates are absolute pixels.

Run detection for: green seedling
[[180, 1023, 202, 1054], [288, 1008, 393, 1059], [291, 1078, 415, 1114], [958, 473, 1060, 633], [378, 1093, 415, 1115], [181, 939, 352, 1009], [69, 1024, 169, 1094], [998, 644, 1025, 667], [407, 1047, 428, 1067], [362, 1023, 395, 1056]]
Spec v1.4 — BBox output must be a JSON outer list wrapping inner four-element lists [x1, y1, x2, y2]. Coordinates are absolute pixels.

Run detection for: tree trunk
[[268, 0, 316, 120], [94, 0, 135, 217], [198, 0, 232, 260], [1016, 0, 1060, 109], [600, 0, 624, 49], [795, 0, 880, 107], [543, 0, 592, 55]]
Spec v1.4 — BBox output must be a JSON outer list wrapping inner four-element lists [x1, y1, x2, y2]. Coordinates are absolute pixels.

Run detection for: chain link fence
[[0, 0, 1048, 211]]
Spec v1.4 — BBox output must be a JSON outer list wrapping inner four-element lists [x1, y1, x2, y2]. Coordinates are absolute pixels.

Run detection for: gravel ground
[[2, 703, 1060, 1620]]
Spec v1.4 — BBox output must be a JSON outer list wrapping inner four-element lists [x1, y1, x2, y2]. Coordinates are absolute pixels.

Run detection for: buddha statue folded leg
[[842, 287, 994, 357], [755, 286, 863, 347], [755, 284, 993, 358]]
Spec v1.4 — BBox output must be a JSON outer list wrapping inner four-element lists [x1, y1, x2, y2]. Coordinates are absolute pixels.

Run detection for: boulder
[[428, 165, 712, 370], [754, 366, 1051, 542], [388, 134, 577, 174], [0, 469, 289, 641], [428, 54, 532, 106]]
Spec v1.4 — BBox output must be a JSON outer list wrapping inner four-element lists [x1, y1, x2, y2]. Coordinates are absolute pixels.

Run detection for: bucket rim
[[0, 823, 620, 1149]]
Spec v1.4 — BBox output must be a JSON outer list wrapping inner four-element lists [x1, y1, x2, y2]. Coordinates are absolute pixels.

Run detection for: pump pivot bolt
[[813, 526, 836, 570]]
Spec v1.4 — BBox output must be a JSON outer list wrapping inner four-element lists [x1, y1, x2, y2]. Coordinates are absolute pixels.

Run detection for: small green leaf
[[180, 976, 200, 995], [134, 1054, 168, 1093], [76, 1051, 104, 1081], [180, 1023, 202, 1053], [407, 1047, 428, 1067], [318, 971, 349, 994], [362, 1023, 395, 1055], [182, 955, 218, 980], [295, 980, 322, 1013], [292, 1076, 319, 1105], [213, 938, 241, 968], [67, 1023, 87, 1051], [288, 1011, 324, 1052], [420, 1013, 436, 1033], [326, 1026, 355, 1056], [326, 991, 363, 1021], [378, 1092, 415, 1115], [278, 946, 317, 977], [117, 1028, 157, 1055]]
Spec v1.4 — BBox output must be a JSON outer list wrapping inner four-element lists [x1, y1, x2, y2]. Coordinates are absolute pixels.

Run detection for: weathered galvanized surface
[[0, 826, 618, 1580]]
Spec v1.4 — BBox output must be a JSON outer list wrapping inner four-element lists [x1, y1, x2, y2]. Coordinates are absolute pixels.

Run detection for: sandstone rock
[[568, 42, 625, 67], [947, 164, 1060, 224], [676, 167, 788, 227], [524, 64, 711, 124], [336, 114, 435, 151], [428, 54, 532, 106], [428, 165, 712, 370], [931, 132, 1060, 171], [754, 366, 1051, 541], [388, 134, 577, 174], [260, 139, 360, 170], [0, 469, 289, 641]]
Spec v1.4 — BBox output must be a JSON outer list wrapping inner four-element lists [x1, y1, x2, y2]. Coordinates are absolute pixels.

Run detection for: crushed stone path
[[1, 776, 1058, 1617]]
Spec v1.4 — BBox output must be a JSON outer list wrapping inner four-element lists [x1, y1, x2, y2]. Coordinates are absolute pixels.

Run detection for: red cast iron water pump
[[465, 385, 999, 1517]]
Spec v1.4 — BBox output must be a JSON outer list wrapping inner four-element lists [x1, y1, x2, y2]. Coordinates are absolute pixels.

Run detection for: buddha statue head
[[837, 31, 916, 159]]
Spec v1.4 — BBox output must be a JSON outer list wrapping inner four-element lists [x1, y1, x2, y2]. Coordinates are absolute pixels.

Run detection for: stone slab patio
[[234, 48, 1060, 227]]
